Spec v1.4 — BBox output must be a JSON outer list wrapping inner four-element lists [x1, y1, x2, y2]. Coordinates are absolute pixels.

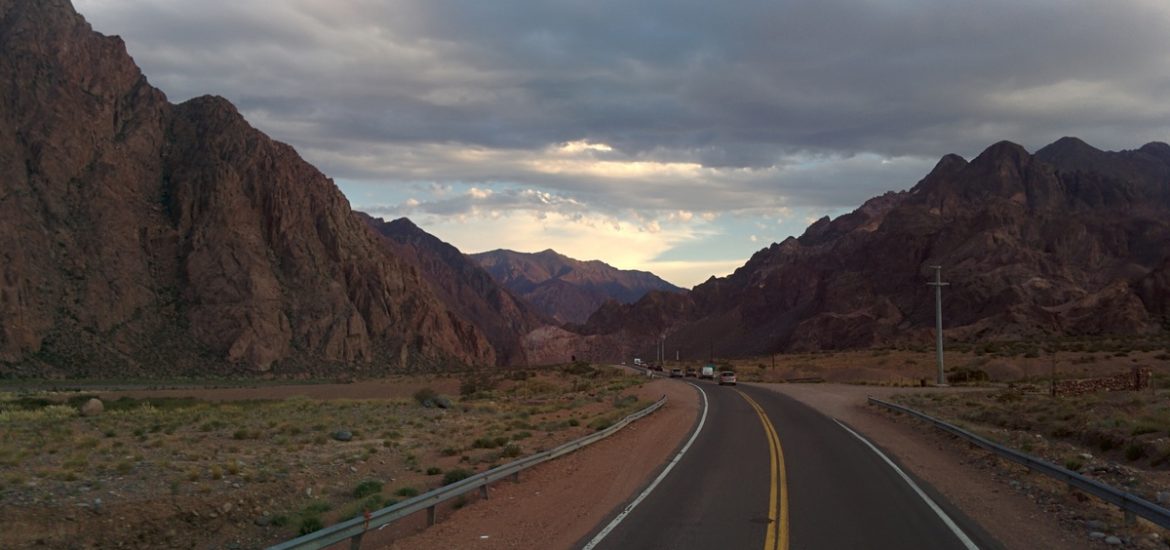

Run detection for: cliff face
[[0, 0, 493, 376], [361, 215, 549, 366], [583, 138, 1170, 360], [470, 248, 685, 324]]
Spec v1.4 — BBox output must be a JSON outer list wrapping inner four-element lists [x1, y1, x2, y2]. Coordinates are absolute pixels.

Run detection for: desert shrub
[[353, 480, 383, 499], [303, 500, 331, 515], [563, 361, 596, 376], [568, 418, 580, 427], [443, 469, 473, 485], [613, 394, 638, 408], [1064, 458, 1083, 471], [1126, 444, 1147, 461], [501, 444, 522, 458], [425, 467, 442, 475], [298, 516, 324, 535], [472, 437, 498, 449], [589, 416, 614, 431], [413, 388, 438, 405], [270, 515, 290, 527], [511, 431, 531, 440], [394, 487, 419, 498]]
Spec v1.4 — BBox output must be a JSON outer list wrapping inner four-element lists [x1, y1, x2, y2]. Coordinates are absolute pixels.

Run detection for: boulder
[[79, 398, 104, 417]]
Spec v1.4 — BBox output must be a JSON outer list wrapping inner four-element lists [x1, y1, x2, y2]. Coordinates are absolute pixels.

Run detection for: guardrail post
[[480, 485, 489, 499], [349, 533, 363, 550], [511, 471, 520, 483], [1125, 509, 1136, 526], [427, 505, 436, 526]]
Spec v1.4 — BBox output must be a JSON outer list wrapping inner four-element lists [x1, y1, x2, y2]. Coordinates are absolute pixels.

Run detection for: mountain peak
[[974, 140, 1030, 163], [1035, 136, 1104, 163], [470, 249, 683, 323]]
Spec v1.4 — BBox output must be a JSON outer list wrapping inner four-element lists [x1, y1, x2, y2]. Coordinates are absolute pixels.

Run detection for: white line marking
[[582, 383, 709, 550], [833, 419, 980, 550]]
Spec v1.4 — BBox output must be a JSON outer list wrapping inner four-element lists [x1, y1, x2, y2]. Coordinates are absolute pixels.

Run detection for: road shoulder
[[375, 378, 701, 549]]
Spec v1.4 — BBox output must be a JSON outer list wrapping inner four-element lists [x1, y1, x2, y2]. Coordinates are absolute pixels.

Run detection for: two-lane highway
[[582, 381, 996, 549]]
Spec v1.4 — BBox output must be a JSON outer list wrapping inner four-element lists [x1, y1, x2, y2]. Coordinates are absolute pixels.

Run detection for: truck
[[700, 364, 716, 380], [633, 358, 643, 367]]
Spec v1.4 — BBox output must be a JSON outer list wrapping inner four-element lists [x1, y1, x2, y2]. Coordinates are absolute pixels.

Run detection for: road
[[581, 379, 998, 550]]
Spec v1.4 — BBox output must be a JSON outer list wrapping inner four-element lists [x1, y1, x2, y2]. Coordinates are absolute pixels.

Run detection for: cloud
[[73, 0, 1170, 279]]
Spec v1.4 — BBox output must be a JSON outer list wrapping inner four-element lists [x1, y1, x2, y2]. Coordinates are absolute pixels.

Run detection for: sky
[[75, 0, 1170, 287]]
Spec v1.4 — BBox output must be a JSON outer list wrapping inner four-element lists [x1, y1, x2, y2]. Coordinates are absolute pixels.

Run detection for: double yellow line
[[738, 390, 790, 550]]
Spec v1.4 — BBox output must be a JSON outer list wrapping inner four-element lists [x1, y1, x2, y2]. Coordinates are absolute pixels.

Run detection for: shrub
[[303, 500, 331, 514], [567, 418, 580, 427], [1126, 444, 1146, 462], [501, 444, 522, 458], [413, 388, 438, 405], [425, 467, 442, 475], [353, 480, 383, 499], [298, 516, 324, 535], [472, 437, 499, 449], [1064, 458, 1083, 471], [394, 486, 419, 498], [443, 469, 473, 485]]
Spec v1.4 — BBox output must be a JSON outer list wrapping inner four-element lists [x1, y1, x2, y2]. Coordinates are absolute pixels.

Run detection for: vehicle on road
[[700, 364, 716, 380], [685, 368, 697, 377], [718, 371, 737, 385], [670, 368, 683, 378], [633, 358, 643, 367]]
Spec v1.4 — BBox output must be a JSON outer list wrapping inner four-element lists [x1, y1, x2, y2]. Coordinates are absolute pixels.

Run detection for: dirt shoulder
[[370, 378, 700, 549], [753, 383, 1089, 549]]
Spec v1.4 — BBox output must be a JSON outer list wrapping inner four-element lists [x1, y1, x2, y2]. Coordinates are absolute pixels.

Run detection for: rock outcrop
[[0, 0, 493, 376], [361, 215, 549, 366], [470, 249, 685, 324], [583, 138, 1170, 360]]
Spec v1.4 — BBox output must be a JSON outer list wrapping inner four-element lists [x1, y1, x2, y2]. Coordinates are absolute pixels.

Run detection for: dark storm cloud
[[77, 0, 1170, 212]]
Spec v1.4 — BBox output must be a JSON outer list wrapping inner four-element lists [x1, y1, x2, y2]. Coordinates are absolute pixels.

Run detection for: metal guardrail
[[269, 395, 668, 550], [868, 396, 1170, 529]]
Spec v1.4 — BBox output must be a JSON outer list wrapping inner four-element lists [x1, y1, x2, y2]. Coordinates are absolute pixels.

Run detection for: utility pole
[[927, 266, 950, 386]]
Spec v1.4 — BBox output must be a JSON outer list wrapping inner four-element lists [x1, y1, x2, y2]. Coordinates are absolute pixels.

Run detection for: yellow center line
[[738, 390, 790, 550]]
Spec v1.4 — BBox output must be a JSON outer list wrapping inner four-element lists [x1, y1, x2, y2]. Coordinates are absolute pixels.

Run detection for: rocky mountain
[[360, 215, 550, 366], [470, 249, 685, 324], [581, 138, 1170, 360], [0, 0, 495, 376]]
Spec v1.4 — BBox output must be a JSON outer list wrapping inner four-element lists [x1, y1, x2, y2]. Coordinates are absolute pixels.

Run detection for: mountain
[[581, 138, 1170, 360], [359, 215, 549, 366], [0, 0, 494, 376], [470, 249, 685, 324]]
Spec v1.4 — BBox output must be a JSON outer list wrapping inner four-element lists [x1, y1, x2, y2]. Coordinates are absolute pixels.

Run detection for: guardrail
[[268, 395, 668, 550], [868, 396, 1170, 529]]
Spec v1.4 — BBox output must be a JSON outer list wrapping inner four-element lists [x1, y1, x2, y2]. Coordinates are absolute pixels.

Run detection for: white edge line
[[834, 419, 980, 550], [582, 383, 709, 550]]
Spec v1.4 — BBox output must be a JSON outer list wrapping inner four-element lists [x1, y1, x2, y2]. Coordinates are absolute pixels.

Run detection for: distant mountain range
[[360, 215, 549, 366], [470, 249, 685, 324], [580, 137, 1170, 361], [3, 0, 1167, 377]]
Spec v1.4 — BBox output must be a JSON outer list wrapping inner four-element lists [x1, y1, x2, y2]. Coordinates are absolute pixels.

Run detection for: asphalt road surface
[[581, 380, 998, 550]]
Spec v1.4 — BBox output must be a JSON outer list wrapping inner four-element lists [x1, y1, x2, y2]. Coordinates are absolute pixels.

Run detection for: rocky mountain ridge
[[0, 0, 494, 376], [470, 248, 685, 324], [581, 138, 1170, 361], [360, 215, 550, 366]]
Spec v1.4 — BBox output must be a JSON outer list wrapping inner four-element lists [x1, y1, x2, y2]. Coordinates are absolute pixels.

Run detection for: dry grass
[[0, 363, 648, 548]]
